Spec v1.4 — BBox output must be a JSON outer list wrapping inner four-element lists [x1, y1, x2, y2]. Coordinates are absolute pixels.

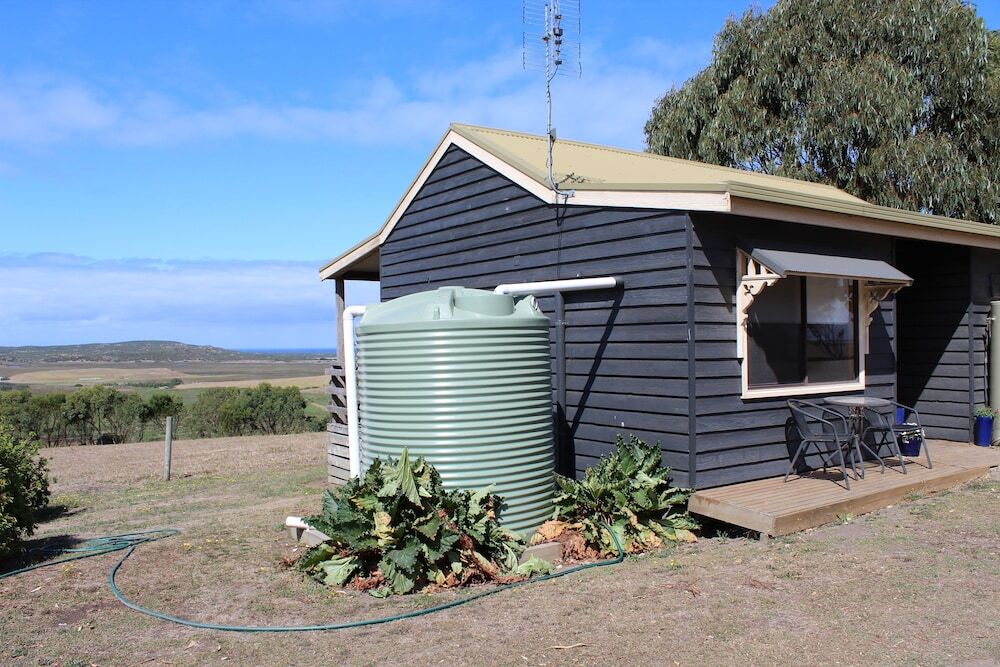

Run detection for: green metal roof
[[320, 123, 1000, 280]]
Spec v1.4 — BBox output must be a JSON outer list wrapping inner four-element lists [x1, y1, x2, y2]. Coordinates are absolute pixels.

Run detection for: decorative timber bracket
[[860, 282, 905, 354], [736, 250, 780, 358]]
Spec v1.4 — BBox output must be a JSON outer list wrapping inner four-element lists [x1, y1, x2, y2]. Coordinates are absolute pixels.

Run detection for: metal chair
[[786, 399, 861, 490], [861, 401, 932, 471]]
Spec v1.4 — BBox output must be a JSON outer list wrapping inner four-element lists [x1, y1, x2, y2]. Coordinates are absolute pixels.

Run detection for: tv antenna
[[522, 0, 581, 201]]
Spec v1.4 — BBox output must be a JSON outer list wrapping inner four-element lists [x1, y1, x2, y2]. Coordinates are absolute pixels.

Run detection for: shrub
[[0, 422, 51, 557], [185, 387, 243, 437], [242, 383, 311, 435], [299, 450, 546, 596], [548, 435, 698, 555], [186, 384, 313, 438]]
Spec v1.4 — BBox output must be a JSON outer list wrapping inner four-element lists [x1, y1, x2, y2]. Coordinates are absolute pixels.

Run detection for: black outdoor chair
[[786, 399, 861, 490], [861, 401, 932, 471]]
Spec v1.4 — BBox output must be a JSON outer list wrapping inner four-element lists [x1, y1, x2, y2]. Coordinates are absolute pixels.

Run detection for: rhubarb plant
[[550, 434, 698, 555], [299, 449, 547, 596]]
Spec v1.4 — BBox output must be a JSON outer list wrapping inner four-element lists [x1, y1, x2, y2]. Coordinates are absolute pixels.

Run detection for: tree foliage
[[0, 382, 320, 446], [0, 421, 51, 557], [644, 0, 999, 223], [185, 383, 321, 438]]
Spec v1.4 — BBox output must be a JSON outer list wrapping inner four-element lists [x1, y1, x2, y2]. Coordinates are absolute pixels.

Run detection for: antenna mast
[[523, 0, 581, 201]]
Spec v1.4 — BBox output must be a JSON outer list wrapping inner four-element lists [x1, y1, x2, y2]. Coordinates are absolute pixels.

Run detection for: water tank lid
[[358, 286, 548, 333]]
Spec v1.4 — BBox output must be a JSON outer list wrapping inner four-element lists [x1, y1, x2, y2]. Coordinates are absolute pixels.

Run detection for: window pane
[[805, 277, 856, 383], [747, 277, 805, 387]]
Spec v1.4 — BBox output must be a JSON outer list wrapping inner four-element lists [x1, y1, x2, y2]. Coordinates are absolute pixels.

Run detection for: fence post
[[163, 416, 173, 481]]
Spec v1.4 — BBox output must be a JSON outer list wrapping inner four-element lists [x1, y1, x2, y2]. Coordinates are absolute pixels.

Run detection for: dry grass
[[6, 367, 195, 385], [2, 361, 329, 391], [177, 375, 328, 390], [1, 435, 998, 667]]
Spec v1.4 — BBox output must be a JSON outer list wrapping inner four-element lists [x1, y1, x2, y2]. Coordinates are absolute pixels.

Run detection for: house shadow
[[558, 287, 624, 479]]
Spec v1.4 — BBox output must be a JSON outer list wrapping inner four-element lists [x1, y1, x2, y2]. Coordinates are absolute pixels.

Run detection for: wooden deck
[[689, 440, 1000, 537]]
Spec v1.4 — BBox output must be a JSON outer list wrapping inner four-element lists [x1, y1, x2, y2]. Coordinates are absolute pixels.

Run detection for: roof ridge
[[449, 122, 863, 200]]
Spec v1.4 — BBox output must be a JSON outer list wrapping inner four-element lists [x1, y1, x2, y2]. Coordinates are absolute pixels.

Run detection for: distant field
[[2, 361, 329, 392], [178, 375, 328, 390], [5, 366, 196, 385]]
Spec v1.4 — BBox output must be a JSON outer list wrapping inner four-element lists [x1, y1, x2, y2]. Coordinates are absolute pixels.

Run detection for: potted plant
[[896, 425, 924, 457], [974, 406, 995, 447]]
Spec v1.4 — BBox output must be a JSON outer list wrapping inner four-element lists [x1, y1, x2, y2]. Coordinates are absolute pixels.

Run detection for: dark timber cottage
[[320, 123, 1000, 490]]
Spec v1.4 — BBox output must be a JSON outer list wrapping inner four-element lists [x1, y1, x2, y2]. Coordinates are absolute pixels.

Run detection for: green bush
[[551, 435, 698, 555], [0, 422, 51, 558], [187, 383, 314, 438], [299, 450, 547, 596]]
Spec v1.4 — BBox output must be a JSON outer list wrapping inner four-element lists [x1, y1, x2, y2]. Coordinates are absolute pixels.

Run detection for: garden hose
[[2, 525, 625, 633], [0, 529, 180, 581]]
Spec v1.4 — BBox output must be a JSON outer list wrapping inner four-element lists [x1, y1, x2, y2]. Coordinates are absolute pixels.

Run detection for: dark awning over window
[[745, 246, 912, 284]]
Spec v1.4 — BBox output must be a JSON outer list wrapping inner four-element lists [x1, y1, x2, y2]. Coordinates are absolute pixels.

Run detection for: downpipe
[[990, 301, 1000, 445], [343, 304, 367, 477]]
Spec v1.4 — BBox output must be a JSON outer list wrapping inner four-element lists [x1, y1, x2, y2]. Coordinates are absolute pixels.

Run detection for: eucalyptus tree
[[644, 0, 999, 223]]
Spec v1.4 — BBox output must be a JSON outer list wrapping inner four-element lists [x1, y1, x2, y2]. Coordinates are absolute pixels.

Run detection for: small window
[[746, 276, 859, 391]]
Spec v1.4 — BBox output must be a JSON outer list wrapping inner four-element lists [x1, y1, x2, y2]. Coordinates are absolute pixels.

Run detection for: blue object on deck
[[895, 406, 906, 425], [899, 436, 922, 457], [974, 416, 993, 447]]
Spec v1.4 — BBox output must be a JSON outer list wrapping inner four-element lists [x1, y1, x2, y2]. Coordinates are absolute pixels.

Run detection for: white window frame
[[735, 250, 899, 400]]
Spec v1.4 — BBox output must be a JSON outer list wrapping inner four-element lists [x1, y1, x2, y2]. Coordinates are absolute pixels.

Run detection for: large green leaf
[[297, 544, 336, 571], [383, 540, 421, 572], [380, 558, 417, 595], [319, 555, 358, 587], [513, 555, 553, 577], [380, 449, 423, 506]]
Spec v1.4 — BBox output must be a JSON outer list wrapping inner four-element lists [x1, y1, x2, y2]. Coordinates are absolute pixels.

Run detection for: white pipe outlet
[[343, 304, 367, 478], [494, 276, 619, 295]]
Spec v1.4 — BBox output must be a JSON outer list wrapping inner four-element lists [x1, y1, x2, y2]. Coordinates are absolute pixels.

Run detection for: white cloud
[[0, 37, 711, 152], [0, 254, 379, 348]]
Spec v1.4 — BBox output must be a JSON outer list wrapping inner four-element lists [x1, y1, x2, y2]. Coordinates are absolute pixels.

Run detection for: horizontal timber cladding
[[896, 240, 975, 441], [970, 248, 1000, 410], [379, 145, 693, 486], [689, 213, 897, 488]]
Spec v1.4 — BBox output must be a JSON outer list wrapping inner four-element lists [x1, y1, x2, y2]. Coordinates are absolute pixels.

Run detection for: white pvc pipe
[[494, 276, 619, 295], [343, 304, 367, 478]]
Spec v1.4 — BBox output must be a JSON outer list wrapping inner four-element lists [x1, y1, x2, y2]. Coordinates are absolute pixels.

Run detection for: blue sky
[[2, 1, 997, 348]]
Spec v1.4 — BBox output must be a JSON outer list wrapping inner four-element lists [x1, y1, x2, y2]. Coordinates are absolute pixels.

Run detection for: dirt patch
[[2, 435, 998, 667]]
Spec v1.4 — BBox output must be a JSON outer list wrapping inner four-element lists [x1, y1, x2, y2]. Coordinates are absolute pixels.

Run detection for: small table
[[824, 395, 892, 415], [824, 396, 892, 474]]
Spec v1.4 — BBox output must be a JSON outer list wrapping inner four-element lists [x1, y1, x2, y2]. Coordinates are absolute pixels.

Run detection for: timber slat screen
[[689, 440, 999, 537], [326, 361, 350, 484]]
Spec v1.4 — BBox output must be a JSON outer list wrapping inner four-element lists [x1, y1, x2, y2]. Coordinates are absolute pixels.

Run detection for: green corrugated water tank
[[356, 286, 554, 534]]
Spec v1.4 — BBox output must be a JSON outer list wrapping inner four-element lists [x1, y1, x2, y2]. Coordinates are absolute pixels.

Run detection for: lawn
[[1, 434, 997, 666]]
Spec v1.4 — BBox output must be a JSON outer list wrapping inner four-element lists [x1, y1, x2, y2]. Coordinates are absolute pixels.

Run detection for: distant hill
[[0, 341, 327, 364]]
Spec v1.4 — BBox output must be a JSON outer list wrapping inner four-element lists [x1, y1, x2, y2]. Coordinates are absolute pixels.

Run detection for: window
[[745, 276, 859, 393]]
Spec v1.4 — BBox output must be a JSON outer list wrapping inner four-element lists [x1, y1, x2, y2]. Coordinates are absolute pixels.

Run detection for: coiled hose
[[1, 526, 624, 632]]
